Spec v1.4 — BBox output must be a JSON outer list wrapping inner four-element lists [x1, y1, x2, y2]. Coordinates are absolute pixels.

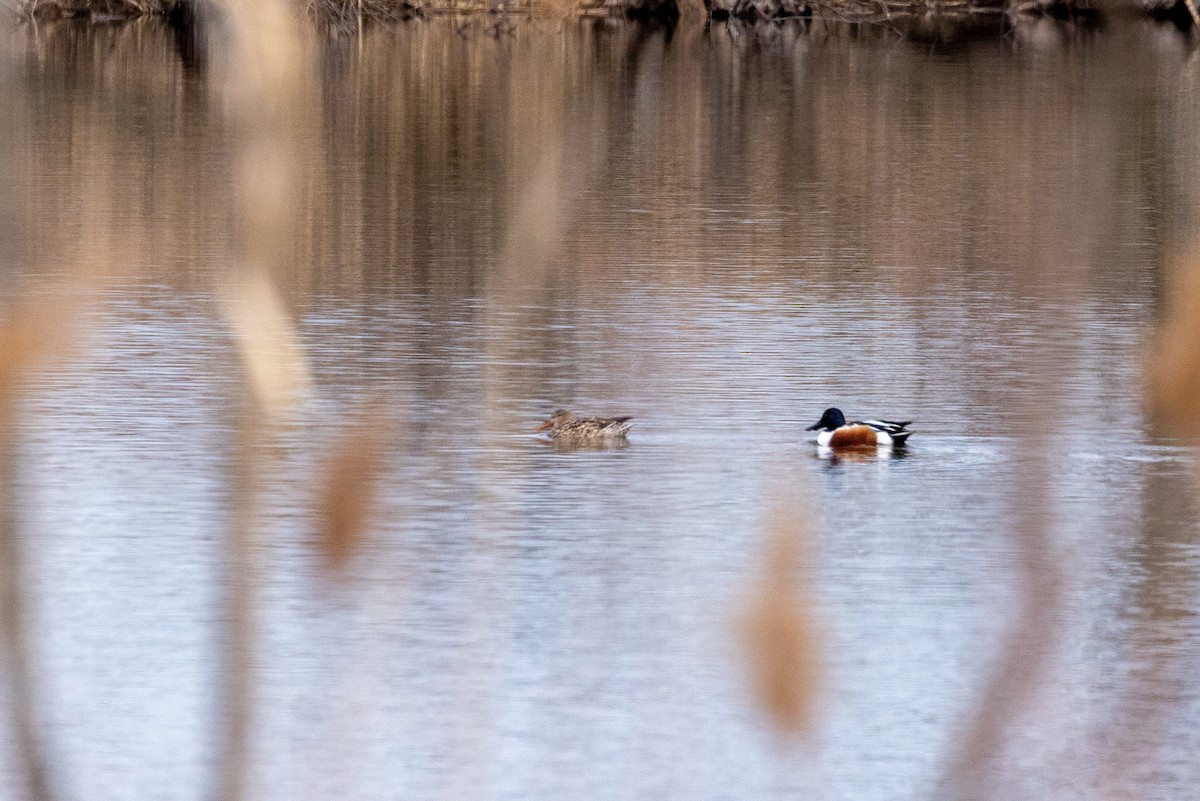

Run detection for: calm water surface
[[5, 16, 1200, 801]]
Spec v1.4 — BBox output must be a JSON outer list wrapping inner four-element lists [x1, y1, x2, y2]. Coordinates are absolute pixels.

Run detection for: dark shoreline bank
[[9, 0, 1199, 38]]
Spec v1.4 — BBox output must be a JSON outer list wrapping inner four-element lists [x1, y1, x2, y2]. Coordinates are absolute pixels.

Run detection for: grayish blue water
[[4, 15, 1200, 801]]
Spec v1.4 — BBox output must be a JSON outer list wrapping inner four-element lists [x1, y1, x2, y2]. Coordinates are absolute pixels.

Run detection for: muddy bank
[[10, 0, 1199, 32]]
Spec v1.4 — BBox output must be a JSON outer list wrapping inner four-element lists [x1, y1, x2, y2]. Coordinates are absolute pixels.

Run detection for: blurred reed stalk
[[0, 36, 55, 801], [0, 292, 95, 801], [1147, 248, 1200, 434], [435, 28, 618, 791], [313, 406, 391, 576], [938, 447, 1060, 801], [740, 490, 822, 737], [0, 307, 61, 801], [0, 417, 48, 801], [1125, 247, 1200, 798], [210, 3, 314, 801], [936, 301, 1067, 800]]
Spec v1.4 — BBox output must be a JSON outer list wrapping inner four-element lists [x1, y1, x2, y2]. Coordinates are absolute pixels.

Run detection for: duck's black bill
[[805, 422, 821, 431]]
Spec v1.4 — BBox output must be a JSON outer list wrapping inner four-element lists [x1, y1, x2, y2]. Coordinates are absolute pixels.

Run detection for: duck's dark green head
[[806, 408, 846, 431]]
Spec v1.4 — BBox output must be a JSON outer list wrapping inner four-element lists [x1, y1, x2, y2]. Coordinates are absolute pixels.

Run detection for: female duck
[[535, 409, 633, 442]]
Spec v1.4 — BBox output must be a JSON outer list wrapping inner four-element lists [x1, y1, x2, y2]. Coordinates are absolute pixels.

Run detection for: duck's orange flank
[[828, 425, 878, 447]]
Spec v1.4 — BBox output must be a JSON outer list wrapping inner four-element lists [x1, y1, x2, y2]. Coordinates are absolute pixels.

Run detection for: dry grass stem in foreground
[[0, 291, 87, 801], [214, 0, 313, 419], [1147, 249, 1200, 433], [210, 4, 314, 801], [313, 409, 392, 576], [938, 449, 1060, 800], [0, 292, 86, 391], [739, 494, 822, 736], [219, 270, 312, 420], [0, 283, 100, 801], [213, 0, 314, 283]]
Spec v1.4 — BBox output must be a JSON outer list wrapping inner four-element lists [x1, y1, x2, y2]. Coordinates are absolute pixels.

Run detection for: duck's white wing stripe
[[863, 419, 908, 434]]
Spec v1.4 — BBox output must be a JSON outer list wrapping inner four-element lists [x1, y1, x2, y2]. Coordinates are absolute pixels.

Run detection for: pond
[[4, 14, 1200, 801]]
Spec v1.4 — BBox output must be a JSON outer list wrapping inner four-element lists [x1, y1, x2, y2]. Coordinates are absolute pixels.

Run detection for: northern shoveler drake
[[535, 409, 633, 442], [805, 407, 912, 448]]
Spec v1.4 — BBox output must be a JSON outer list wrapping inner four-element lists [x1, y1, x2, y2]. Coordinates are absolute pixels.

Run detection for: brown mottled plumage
[[534, 409, 633, 442]]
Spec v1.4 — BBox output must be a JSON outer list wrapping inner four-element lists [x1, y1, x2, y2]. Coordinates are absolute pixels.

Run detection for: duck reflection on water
[[817, 444, 912, 464]]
